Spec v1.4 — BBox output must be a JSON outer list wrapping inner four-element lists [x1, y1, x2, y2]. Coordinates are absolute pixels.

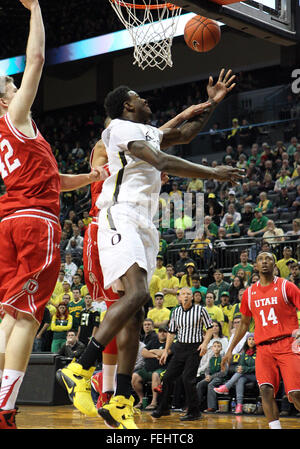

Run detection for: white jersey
[[96, 118, 162, 220]]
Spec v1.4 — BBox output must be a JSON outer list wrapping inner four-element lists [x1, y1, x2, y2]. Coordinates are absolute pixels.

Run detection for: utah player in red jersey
[[0, 0, 106, 429], [83, 137, 119, 411], [221, 251, 300, 429]]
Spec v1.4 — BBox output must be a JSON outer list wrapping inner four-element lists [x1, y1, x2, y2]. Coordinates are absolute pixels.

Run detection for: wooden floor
[[15, 404, 300, 430]]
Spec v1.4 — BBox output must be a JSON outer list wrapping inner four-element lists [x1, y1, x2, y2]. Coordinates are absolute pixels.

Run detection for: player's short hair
[[104, 85, 132, 119], [0, 76, 14, 98]]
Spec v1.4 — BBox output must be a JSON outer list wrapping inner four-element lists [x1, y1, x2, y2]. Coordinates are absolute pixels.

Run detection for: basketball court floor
[[15, 404, 300, 430]]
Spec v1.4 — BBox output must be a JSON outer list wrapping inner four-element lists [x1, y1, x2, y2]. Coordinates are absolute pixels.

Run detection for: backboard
[[171, 0, 300, 45]]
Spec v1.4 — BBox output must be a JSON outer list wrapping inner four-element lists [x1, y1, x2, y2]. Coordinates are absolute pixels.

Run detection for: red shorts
[[83, 221, 118, 356], [256, 337, 300, 398], [0, 209, 61, 324]]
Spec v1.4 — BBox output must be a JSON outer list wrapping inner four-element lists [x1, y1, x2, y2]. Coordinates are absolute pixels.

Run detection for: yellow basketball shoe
[[98, 395, 138, 429], [56, 362, 97, 417]]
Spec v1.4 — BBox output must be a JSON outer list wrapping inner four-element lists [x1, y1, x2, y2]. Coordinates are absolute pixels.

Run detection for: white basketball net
[[108, 1, 182, 70]]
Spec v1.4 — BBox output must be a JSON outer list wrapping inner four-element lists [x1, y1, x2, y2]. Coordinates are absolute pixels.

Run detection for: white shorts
[[98, 203, 159, 290]]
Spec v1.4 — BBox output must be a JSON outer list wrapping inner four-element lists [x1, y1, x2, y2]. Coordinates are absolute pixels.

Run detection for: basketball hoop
[[108, 0, 182, 70]]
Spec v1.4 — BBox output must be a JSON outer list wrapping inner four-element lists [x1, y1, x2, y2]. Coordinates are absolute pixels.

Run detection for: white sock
[[0, 369, 24, 410], [102, 364, 117, 393], [269, 419, 282, 429]]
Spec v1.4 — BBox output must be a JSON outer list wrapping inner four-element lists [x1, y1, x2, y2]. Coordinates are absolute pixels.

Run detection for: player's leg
[[98, 305, 145, 429], [83, 222, 118, 406], [58, 264, 150, 419], [256, 345, 281, 428], [260, 384, 280, 426], [0, 312, 39, 429], [275, 338, 300, 413]]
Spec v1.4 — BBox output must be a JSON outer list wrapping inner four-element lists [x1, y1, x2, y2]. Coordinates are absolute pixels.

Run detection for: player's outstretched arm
[[159, 101, 212, 131], [90, 140, 108, 168], [9, 0, 45, 126], [128, 140, 244, 185], [160, 69, 235, 149], [60, 167, 109, 192]]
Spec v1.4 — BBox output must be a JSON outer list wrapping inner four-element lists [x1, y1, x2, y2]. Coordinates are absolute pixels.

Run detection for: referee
[[152, 287, 214, 421]]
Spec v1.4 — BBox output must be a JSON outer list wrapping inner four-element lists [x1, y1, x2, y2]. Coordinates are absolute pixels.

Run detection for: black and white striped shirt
[[168, 305, 213, 344]]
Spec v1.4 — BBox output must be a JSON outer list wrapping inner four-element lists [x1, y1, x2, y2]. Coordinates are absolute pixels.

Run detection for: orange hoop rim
[[110, 0, 180, 10]]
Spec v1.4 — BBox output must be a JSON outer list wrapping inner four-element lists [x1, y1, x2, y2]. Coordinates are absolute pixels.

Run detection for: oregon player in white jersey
[[59, 69, 244, 429], [97, 118, 163, 290]]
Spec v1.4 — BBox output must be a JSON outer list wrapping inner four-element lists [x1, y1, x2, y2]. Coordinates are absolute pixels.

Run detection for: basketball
[[184, 15, 221, 53]]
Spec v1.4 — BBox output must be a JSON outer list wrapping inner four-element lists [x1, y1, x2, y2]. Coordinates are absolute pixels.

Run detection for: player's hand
[[180, 101, 213, 121], [88, 166, 109, 183], [213, 165, 245, 185], [160, 172, 169, 186], [207, 69, 236, 104], [19, 0, 39, 10], [221, 352, 232, 371]]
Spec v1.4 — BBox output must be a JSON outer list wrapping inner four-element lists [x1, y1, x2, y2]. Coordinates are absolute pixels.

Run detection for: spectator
[[191, 274, 207, 305], [197, 320, 229, 378], [286, 218, 300, 237], [77, 294, 100, 346], [153, 255, 167, 280], [147, 292, 171, 333], [223, 214, 241, 238], [276, 246, 298, 279], [141, 319, 159, 345], [190, 230, 212, 266], [247, 207, 268, 238], [50, 303, 73, 353], [287, 261, 300, 288], [168, 228, 190, 254], [68, 288, 86, 333], [51, 269, 66, 303], [273, 186, 294, 213], [220, 204, 241, 227], [204, 215, 219, 240], [64, 253, 78, 285], [174, 208, 193, 231], [187, 178, 203, 193], [274, 168, 292, 191], [196, 341, 227, 413], [132, 327, 169, 410], [228, 276, 244, 305], [160, 264, 180, 311], [257, 192, 273, 213], [71, 273, 84, 292], [228, 314, 250, 352], [179, 262, 198, 288], [207, 270, 230, 305], [174, 247, 196, 280], [149, 274, 162, 307], [262, 220, 285, 246], [32, 306, 52, 353], [231, 250, 254, 284], [66, 224, 84, 251], [58, 329, 86, 359], [204, 292, 224, 326], [218, 292, 234, 338], [214, 333, 257, 415], [52, 281, 74, 307]]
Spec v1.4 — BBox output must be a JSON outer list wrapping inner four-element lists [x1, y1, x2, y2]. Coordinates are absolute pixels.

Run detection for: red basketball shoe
[[0, 408, 18, 429]]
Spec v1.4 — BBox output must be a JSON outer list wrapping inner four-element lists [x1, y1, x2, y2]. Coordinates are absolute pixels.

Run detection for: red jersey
[[0, 113, 60, 218], [240, 276, 300, 345]]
